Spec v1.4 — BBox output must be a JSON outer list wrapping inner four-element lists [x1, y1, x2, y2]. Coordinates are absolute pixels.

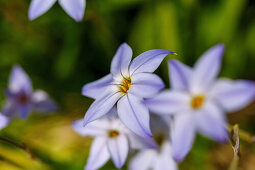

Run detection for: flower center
[[154, 133, 165, 147], [191, 95, 204, 109], [119, 77, 131, 93], [18, 93, 29, 104], [108, 130, 120, 138]]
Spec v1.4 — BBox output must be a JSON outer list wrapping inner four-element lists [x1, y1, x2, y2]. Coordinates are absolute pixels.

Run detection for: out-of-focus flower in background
[[2, 66, 58, 118], [72, 107, 156, 170], [0, 113, 9, 130], [82, 43, 173, 138], [28, 0, 86, 22], [145, 44, 255, 162], [129, 115, 177, 170]]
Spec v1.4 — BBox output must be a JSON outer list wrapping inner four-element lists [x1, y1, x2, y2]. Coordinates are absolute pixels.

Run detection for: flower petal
[[128, 150, 156, 170], [110, 43, 132, 77], [154, 142, 178, 170], [59, 0, 85, 22], [83, 92, 122, 126], [129, 50, 174, 75], [85, 137, 110, 170], [169, 59, 192, 90], [144, 90, 190, 115], [190, 44, 225, 93], [0, 113, 9, 130], [72, 118, 109, 137], [82, 74, 113, 99], [117, 94, 152, 138], [128, 73, 165, 98], [32, 90, 58, 113], [196, 102, 229, 142], [209, 79, 255, 112], [107, 135, 129, 168], [172, 113, 196, 162], [9, 66, 32, 93], [29, 0, 56, 20]]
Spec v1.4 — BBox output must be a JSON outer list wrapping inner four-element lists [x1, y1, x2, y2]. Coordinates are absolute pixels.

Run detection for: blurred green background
[[0, 0, 255, 169]]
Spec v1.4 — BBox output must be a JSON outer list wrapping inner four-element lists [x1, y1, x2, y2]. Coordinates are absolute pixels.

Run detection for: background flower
[[72, 107, 156, 170], [29, 0, 86, 21], [2, 66, 58, 118], [145, 44, 255, 161]]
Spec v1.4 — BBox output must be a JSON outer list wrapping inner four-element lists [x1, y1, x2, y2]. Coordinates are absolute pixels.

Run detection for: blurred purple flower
[[129, 115, 177, 170], [2, 66, 58, 118], [29, 0, 86, 22], [72, 107, 156, 170], [82, 43, 173, 137], [0, 113, 9, 130], [145, 44, 255, 162]]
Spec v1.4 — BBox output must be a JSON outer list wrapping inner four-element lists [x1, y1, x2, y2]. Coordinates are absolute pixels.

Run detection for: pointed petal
[[9, 66, 32, 93], [19, 104, 32, 119], [83, 92, 122, 126], [107, 135, 129, 169], [196, 102, 229, 142], [110, 43, 132, 76], [169, 59, 192, 90], [85, 137, 110, 170], [172, 113, 196, 162], [59, 0, 85, 22], [32, 90, 58, 113], [190, 44, 225, 93], [129, 50, 174, 75], [144, 90, 190, 115], [128, 150, 156, 170], [209, 79, 255, 112], [154, 142, 178, 170], [117, 94, 152, 138], [128, 73, 165, 98], [0, 113, 9, 130], [72, 118, 109, 137], [29, 0, 56, 20], [82, 74, 113, 99]]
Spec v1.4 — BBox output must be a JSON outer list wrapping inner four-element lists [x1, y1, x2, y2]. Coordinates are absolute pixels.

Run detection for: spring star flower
[[2, 66, 58, 118], [145, 44, 255, 161], [72, 108, 157, 170], [129, 115, 177, 170], [82, 43, 174, 137], [29, 0, 86, 21], [0, 113, 9, 130]]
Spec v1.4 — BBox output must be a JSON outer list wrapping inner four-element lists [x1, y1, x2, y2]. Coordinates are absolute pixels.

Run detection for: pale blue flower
[[0, 113, 9, 130], [129, 115, 177, 170], [145, 44, 255, 161], [2, 66, 58, 118], [72, 107, 156, 170], [82, 43, 173, 137], [29, 0, 86, 22]]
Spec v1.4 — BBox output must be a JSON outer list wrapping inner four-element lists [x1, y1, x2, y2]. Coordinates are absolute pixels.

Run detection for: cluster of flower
[[72, 43, 255, 170], [0, 66, 58, 130]]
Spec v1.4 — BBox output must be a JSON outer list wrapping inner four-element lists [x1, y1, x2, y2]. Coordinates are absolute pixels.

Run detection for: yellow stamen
[[119, 78, 131, 93], [108, 130, 120, 138], [191, 95, 204, 109]]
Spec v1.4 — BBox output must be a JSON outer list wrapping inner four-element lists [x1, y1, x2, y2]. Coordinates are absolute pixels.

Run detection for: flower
[[0, 113, 9, 130], [82, 43, 174, 137], [129, 115, 178, 170], [144, 44, 255, 161], [29, 0, 86, 22], [72, 107, 156, 170], [2, 66, 58, 118]]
